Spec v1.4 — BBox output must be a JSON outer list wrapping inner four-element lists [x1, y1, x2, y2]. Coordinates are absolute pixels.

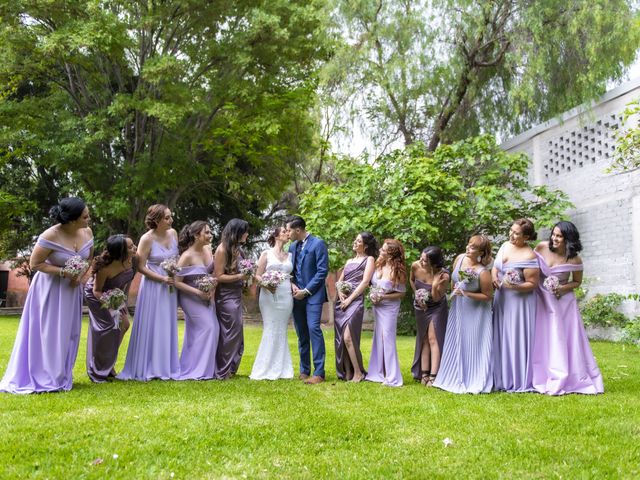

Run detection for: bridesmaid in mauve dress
[[175, 221, 219, 380], [214, 218, 251, 379], [0, 197, 93, 394], [491, 219, 540, 393], [366, 239, 407, 387], [434, 235, 494, 394], [85, 235, 137, 383], [410, 246, 449, 386], [118, 204, 180, 381], [532, 221, 603, 395], [334, 232, 377, 382]]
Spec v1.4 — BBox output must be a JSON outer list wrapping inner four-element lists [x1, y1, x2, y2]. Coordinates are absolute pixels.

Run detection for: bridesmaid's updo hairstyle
[[267, 226, 283, 248], [550, 221, 582, 259], [92, 234, 130, 275], [513, 218, 537, 241], [377, 239, 407, 285], [422, 246, 445, 269], [360, 231, 379, 258], [145, 204, 169, 230], [221, 218, 249, 273], [49, 197, 86, 225], [178, 221, 209, 254], [469, 234, 493, 266]]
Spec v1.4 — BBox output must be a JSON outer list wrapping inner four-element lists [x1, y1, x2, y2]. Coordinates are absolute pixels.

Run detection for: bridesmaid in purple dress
[[334, 232, 377, 382], [85, 235, 137, 382], [366, 239, 407, 387], [214, 218, 251, 379], [175, 221, 219, 380], [491, 219, 540, 392], [433, 235, 494, 394], [532, 221, 604, 395], [0, 197, 93, 394], [410, 246, 449, 386], [118, 204, 180, 381]]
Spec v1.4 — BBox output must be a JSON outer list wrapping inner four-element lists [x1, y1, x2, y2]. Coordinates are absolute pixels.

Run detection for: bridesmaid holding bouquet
[[333, 232, 377, 382], [119, 204, 180, 381], [0, 197, 93, 393]]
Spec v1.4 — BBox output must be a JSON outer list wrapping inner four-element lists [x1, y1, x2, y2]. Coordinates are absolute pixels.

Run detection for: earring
[[477, 255, 482, 263]]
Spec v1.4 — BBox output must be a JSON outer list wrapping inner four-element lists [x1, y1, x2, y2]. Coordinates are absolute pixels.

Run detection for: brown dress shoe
[[298, 373, 310, 381], [304, 375, 325, 385]]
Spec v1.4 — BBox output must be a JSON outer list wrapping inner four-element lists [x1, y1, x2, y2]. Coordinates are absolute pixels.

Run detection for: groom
[[286, 215, 329, 385]]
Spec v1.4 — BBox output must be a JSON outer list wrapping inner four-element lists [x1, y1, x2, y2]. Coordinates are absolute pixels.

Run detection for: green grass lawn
[[0, 315, 639, 479]]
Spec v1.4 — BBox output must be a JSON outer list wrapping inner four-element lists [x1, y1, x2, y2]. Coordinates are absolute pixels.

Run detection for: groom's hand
[[293, 290, 307, 300]]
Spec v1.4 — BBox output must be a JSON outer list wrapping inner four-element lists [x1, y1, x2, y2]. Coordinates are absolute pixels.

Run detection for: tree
[[329, 0, 640, 152], [299, 135, 572, 270], [0, 0, 332, 253], [609, 99, 640, 172]]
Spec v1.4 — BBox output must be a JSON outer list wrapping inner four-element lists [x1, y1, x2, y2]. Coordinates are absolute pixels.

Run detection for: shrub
[[580, 293, 629, 328]]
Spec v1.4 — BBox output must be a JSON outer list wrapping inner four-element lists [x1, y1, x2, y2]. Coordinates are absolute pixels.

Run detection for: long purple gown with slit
[[366, 276, 405, 387], [411, 279, 448, 380], [433, 257, 493, 394], [118, 239, 180, 381], [215, 267, 244, 379], [531, 252, 604, 395], [334, 258, 368, 381], [85, 268, 135, 382], [0, 237, 93, 394], [492, 245, 538, 392], [178, 263, 219, 380]]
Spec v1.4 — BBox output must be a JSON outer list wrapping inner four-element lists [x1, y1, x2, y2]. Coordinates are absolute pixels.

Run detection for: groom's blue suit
[[289, 234, 329, 378]]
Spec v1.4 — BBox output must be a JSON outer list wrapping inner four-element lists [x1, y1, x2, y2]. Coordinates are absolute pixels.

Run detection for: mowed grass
[[0, 315, 639, 479]]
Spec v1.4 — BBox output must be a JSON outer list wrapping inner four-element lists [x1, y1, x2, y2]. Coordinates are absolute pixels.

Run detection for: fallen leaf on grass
[[91, 458, 104, 466]]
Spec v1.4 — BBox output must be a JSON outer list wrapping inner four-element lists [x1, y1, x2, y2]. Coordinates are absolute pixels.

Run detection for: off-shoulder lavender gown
[[492, 245, 538, 392], [85, 267, 135, 383], [118, 239, 180, 381], [531, 252, 604, 395], [215, 263, 245, 379], [411, 279, 448, 380], [0, 237, 93, 394], [366, 276, 406, 387], [334, 258, 368, 381], [433, 257, 493, 394], [178, 263, 219, 380]]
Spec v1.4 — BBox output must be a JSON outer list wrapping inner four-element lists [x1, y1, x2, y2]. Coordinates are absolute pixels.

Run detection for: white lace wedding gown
[[249, 249, 294, 380]]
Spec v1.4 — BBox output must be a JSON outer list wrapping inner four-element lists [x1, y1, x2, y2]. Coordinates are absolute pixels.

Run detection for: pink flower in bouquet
[[369, 286, 385, 303], [543, 275, 560, 297], [160, 256, 180, 293], [238, 259, 257, 276], [457, 267, 479, 283], [414, 288, 432, 309], [100, 288, 127, 310], [503, 268, 523, 285], [259, 270, 289, 295], [62, 255, 89, 277], [196, 275, 217, 293], [335, 281, 353, 295]]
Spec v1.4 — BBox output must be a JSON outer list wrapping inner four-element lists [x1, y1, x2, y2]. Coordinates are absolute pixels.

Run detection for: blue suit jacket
[[289, 234, 329, 305]]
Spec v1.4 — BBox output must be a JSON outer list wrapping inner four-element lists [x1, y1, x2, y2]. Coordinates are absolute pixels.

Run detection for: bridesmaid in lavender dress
[[366, 239, 407, 387], [118, 204, 180, 381], [434, 235, 494, 394], [85, 235, 137, 383], [0, 197, 93, 394], [532, 221, 604, 395], [491, 219, 540, 392], [410, 246, 449, 386], [334, 232, 377, 382], [214, 218, 251, 379], [175, 221, 219, 380]]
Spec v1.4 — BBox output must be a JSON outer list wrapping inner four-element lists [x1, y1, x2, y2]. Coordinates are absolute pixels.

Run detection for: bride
[[250, 226, 294, 380]]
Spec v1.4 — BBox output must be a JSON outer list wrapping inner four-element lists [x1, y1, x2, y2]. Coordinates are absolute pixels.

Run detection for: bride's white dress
[[250, 249, 294, 380]]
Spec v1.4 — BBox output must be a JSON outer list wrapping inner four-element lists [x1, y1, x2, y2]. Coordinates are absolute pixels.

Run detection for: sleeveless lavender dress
[[411, 278, 448, 380], [433, 257, 493, 394], [492, 244, 538, 392], [366, 276, 406, 387], [334, 258, 368, 380], [215, 262, 245, 379], [0, 237, 93, 394], [85, 267, 135, 382], [531, 252, 604, 395], [178, 262, 219, 380], [118, 239, 180, 381]]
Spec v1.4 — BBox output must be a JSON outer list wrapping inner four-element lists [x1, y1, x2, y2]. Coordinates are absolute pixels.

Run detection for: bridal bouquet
[[543, 275, 560, 297], [503, 268, 523, 286], [196, 275, 217, 293], [335, 281, 353, 296], [369, 286, 386, 303], [414, 288, 432, 308], [100, 288, 127, 329], [160, 256, 180, 293], [62, 255, 89, 278], [260, 270, 290, 294]]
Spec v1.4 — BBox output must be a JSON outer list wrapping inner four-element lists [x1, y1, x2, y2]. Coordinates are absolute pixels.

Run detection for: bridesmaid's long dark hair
[[220, 218, 249, 274], [91, 235, 130, 275], [422, 246, 445, 269], [549, 221, 582, 259], [360, 231, 379, 258], [178, 221, 209, 254]]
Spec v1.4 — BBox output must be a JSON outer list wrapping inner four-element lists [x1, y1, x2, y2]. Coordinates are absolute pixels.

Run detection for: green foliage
[[609, 99, 640, 172], [622, 316, 640, 345], [300, 135, 572, 270], [580, 293, 630, 328]]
